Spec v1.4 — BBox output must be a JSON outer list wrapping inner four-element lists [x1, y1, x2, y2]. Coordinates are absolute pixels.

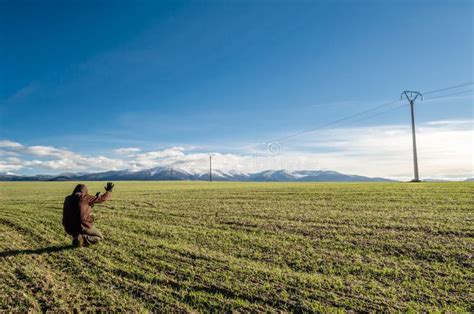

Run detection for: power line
[[268, 83, 473, 144], [421, 82, 473, 95], [233, 81, 474, 157], [270, 99, 402, 143], [326, 103, 408, 130], [423, 89, 474, 101]]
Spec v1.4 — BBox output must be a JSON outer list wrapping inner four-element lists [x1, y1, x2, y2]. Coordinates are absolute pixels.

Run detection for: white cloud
[[279, 120, 473, 180], [127, 147, 186, 170], [113, 147, 141, 155], [425, 120, 474, 126], [0, 142, 126, 173], [0, 140, 23, 148], [135, 147, 185, 159], [25, 146, 74, 158], [0, 119, 472, 180], [0, 163, 23, 172]]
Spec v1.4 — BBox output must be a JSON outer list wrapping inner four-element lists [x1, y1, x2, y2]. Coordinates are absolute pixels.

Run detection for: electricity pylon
[[401, 91, 423, 182]]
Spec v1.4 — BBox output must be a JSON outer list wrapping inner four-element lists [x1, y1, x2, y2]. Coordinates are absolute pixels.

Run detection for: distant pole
[[401, 91, 423, 182], [170, 167, 173, 181], [209, 155, 212, 182]]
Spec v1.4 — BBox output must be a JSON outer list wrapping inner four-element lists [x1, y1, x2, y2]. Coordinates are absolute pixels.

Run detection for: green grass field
[[0, 181, 472, 312]]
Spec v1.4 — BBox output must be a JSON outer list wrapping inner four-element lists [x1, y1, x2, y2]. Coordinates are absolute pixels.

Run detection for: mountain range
[[0, 167, 395, 182]]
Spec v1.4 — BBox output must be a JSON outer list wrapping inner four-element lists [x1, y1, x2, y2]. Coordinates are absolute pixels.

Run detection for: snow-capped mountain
[[0, 167, 393, 182]]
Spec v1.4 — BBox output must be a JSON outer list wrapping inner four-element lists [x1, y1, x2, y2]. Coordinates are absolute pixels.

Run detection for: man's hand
[[105, 182, 114, 192]]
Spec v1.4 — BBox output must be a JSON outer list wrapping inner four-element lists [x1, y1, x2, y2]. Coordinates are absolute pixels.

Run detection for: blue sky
[[0, 0, 472, 178]]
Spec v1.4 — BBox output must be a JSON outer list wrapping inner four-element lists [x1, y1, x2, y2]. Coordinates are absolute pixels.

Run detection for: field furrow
[[1, 182, 473, 312]]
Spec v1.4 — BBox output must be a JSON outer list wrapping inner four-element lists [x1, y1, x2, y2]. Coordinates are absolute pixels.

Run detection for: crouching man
[[63, 182, 114, 247]]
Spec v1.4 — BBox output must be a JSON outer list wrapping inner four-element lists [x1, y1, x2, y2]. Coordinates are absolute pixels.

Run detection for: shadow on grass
[[0, 244, 76, 258]]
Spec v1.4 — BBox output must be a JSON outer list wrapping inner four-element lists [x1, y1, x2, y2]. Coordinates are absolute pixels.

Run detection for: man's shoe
[[72, 235, 84, 247]]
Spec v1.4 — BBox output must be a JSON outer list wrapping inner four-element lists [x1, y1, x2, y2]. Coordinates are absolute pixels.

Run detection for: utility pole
[[209, 155, 212, 182], [401, 91, 423, 182], [170, 167, 173, 181]]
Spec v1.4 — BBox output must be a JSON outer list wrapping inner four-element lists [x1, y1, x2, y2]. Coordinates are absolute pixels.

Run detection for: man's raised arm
[[86, 182, 114, 205]]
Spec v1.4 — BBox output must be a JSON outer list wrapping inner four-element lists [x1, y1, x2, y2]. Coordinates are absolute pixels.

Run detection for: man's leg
[[82, 226, 104, 245]]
